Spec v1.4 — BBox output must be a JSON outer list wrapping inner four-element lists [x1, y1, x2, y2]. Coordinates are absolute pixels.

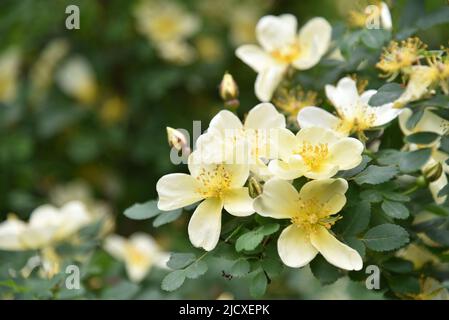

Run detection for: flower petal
[[310, 226, 363, 271], [208, 109, 243, 132], [188, 197, 223, 251], [253, 178, 298, 219], [244, 102, 286, 130], [0, 218, 27, 251], [278, 225, 318, 268], [235, 45, 276, 73], [156, 173, 203, 211], [297, 106, 341, 132], [325, 77, 359, 118], [268, 159, 304, 180], [296, 126, 340, 146], [429, 172, 447, 205], [104, 234, 127, 260], [299, 179, 348, 216], [255, 65, 287, 102], [328, 137, 364, 170], [380, 2, 393, 30], [223, 188, 255, 217], [298, 17, 332, 57], [256, 14, 297, 52]]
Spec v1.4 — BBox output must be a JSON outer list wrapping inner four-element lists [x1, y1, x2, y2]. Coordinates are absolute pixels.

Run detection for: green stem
[[224, 224, 243, 243], [402, 184, 420, 195]]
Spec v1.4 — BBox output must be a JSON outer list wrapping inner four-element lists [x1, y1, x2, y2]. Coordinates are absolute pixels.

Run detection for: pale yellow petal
[[278, 225, 318, 268], [244, 103, 286, 130], [299, 179, 348, 216], [235, 45, 276, 73], [156, 173, 203, 211], [255, 65, 287, 102], [328, 137, 364, 170], [297, 106, 342, 132], [253, 178, 298, 219], [256, 14, 297, 52], [223, 188, 255, 217]]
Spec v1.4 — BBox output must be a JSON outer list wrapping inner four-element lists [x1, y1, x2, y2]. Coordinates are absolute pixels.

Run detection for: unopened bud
[[415, 175, 428, 188], [423, 162, 443, 183], [166, 127, 190, 154], [219, 72, 239, 109], [248, 177, 263, 198]]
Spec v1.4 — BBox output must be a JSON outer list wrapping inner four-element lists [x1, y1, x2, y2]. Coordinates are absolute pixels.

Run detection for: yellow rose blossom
[[254, 178, 363, 270], [156, 151, 254, 251], [298, 77, 403, 137], [273, 86, 319, 125], [195, 103, 286, 180], [236, 14, 331, 101], [56, 56, 98, 104], [377, 37, 426, 81], [399, 108, 449, 204], [0, 48, 20, 104], [104, 233, 169, 283], [269, 126, 364, 180]]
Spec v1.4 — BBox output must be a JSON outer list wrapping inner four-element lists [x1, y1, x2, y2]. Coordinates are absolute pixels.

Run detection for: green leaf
[[152, 209, 182, 227], [381, 191, 410, 202], [404, 132, 440, 145], [161, 270, 186, 292], [335, 201, 371, 236], [368, 83, 404, 106], [376, 149, 403, 166], [438, 183, 449, 198], [258, 223, 280, 236], [249, 270, 267, 298], [399, 148, 432, 173], [416, 7, 449, 30], [381, 200, 409, 220], [362, 224, 409, 251], [185, 261, 208, 279], [310, 255, 342, 285], [383, 258, 414, 273], [425, 228, 449, 246], [360, 29, 388, 49], [406, 109, 424, 130], [360, 189, 383, 203], [123, 200, 160, 220], [235, 232, 264, 252], [261, 258, 283, 279], [388, 275, 420, 295], [354, 165, 398, 185], [101, 281, 139, 299], [166, 253, 196, 269], [229, 259, 250, 278]]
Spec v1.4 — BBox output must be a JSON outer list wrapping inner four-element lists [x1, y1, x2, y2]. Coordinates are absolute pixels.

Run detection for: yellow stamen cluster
[[290, 198, 338, 234], [127, 244, 150, 266], [271, 42, 301, 63], [426, 51, 449, 94], [296, 142, 329, 170], [274, 86, 319, 124], [195, 165, 232, 198], [377, 37, 426, 80]]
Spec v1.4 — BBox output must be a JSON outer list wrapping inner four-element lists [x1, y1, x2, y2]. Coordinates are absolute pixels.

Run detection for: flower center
[[271, 42, 301, 63], [195, 165, 232, 198], [127, 245, 150, 267], [290, 198, 339, 234], [296, 142, 329, 170]]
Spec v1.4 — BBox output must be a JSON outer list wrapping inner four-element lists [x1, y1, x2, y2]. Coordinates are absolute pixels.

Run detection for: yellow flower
[[56, 56, 97, 104], [254, 178, 362, 270], [99, 96, 127, 125], [0, 201, 92, 251], [236, 14, 331, 101], [298, 77, 403, 136], [156, 151, 254, 251], [134, 0, 200, 65], [195, 103, 286, 179], [347, 1, 392, 30], [273, 86, 319, 124], [104, 233, 169, 283], [269, 126, 364, 180], [377, 38, 426, 81], [399, 108, 449, 204], [0, 48, 20, 104]]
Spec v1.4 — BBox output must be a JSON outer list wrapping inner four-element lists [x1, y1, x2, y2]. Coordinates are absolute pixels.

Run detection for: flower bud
[[423, 162, 443, 183], [248, 177, 262, 198], [166, 127, 190, 154], [219, 72, 239, 109]]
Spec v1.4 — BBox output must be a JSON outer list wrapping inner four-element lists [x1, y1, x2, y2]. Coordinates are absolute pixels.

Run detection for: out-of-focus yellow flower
[[104, 233, 169, 283], [134, 0, 200, 65], [30, 39, 69, 102], [269, 127, 364, 180], [406, 277, 449, 300], [254, 178, 362, 270], [347, 1, 392, 30], [397, 243, 439, 269], [399, 108, 449, 204], [99, 96, 127, 125], [236, 14, 332, 101], [217, 292, 234, 300], [195, 35, 223, 63], [56, 56, 97, 104], [0, 201, 92, 251], [377, 38, 426, 81], [229, 4, 261, 46], [273, 86, 319, 124], [0, 48, 20, 104], [157, 151, 254, 251], [298, 77, 402, 137]]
